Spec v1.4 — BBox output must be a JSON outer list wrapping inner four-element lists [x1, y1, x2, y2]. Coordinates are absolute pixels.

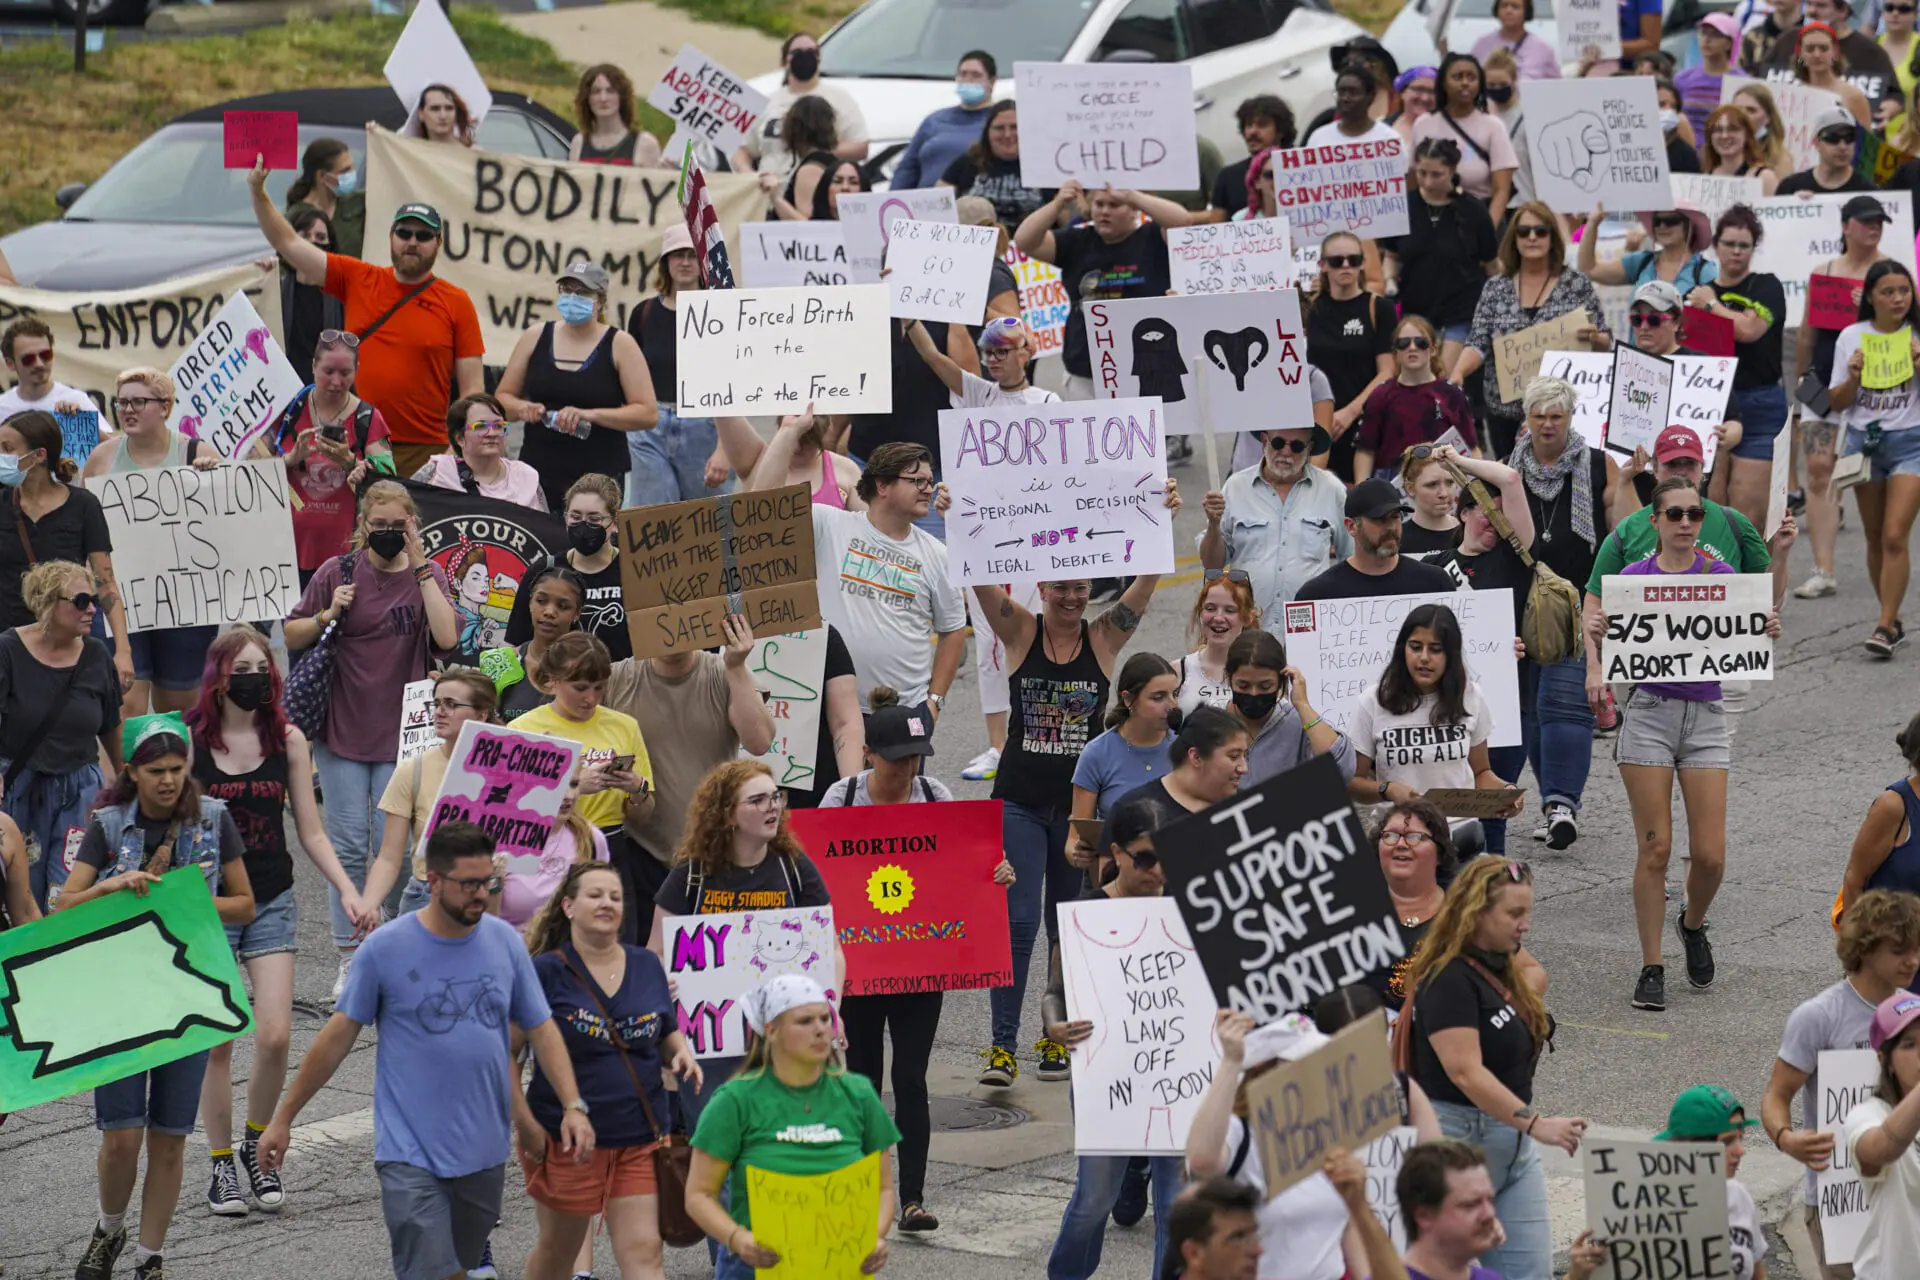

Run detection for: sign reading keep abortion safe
[[646, 44, 768, 154]]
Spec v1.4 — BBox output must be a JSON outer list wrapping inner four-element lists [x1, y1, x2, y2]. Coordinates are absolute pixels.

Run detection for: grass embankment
[[654, 0, 858, 36]]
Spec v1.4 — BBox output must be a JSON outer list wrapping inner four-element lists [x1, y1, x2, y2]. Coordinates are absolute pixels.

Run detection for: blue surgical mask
[[956, 81, 988, 106], [556, 294, 596, 324], [333, 167, 360, 196], [0, 454, 26, 488]]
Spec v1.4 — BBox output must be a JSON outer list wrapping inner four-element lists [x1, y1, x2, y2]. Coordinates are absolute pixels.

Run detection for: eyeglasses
[[1629, 312, 1675, 328], [60, 591, 100, 611], [1265, 436, 1309, 453], [1393, 335, 1433, 351], [1514, 224, 1552, 240], [892, 475, 937, 491], [433, 697, 479, 712], [317, 329, 360, 349], [13, 349, 51, 368], [366, 519, 409, 533], [569, 512, 614, 527], [1379, 829, 1435, 847], [1204, 568, 1252, 584], [393, 226, 439, 243], [465, 419, 509, 435], [1819, 129, 1859, 145], [112, 396, 166, 412], [1660, 505, 1707, 523], [1322, 254, 1365, 269], [1650, 214, 1688, 229], [739, 791, 785, 810], [444, 875, 503, 894]]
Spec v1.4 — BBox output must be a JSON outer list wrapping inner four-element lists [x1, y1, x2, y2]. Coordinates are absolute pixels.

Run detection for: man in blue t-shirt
[[260, 822, 594, 1280]]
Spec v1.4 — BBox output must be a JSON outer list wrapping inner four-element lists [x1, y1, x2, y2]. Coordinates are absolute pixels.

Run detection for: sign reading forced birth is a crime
[[0, 869, 252, 1111]]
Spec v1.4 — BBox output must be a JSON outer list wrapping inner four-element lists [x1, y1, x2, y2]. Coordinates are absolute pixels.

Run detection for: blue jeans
[[1729, 382, 1789, 461], [678, 1055, 743, 1266], [627, 406, 725, 507], [990, 801, 1083, 1051], [1483, 744, 1528, 853], [4, 763, 103, 908], [1432, 1100, 1552, 1280], [312, 745, 397, 948], [1046, 1154, 1183, 1279], [1521, 657, 1592, 813]]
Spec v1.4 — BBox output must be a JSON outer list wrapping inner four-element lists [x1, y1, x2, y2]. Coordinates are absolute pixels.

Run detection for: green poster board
[[0, 867, 252, 1112]]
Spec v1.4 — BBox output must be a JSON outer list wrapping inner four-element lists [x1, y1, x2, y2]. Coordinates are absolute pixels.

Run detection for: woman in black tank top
[[495, 263, 661, 511]]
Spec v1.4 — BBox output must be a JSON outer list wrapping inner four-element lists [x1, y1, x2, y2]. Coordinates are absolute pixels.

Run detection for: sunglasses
[[1629, 312, 1675, 328], [393, 226, 439, 243], [464, 419, 509, 435], [1204, 568, 1252, 584], [1264, 436, 1310, 453], [60, 591, 100, 611], [1322, 254, 1365, 269], [13, 349, 51, 368], [1889, 3, 1915, 11], [318, 329, 360, 349], [1651, 214, 1688, 229], [1819, 130, 1859, 145], [1120, 845, 1159, 870], [1661, 505, 1707, 523], [1514, 224, 1553, 240], [1394, 335, 1433, 351], [1505, 859, 1531, 882]]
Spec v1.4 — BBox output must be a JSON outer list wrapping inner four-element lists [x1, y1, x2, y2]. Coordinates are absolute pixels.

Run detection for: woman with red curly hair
[[1177, 570, 1260, 714]]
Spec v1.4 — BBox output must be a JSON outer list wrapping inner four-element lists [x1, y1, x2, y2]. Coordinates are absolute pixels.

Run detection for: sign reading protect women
[[1751, 191, 1917, 327]]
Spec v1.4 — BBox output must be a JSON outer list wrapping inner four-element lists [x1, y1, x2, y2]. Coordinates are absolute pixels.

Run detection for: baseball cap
[[1871, 990, 1920, 1051], [1654, 1084, 1759, 1141], [660, 223, 696, 256], [1632, 279, 1684, 313], [1331, 36, 1399, 81], [1842, 195, 1892, 224], [1346, 477, 1408, 520], [1813, 105, 1859, 137], [1653, 425, 1705, 464], [867, 703, 936, 761], [392, 202, 442, 232], [1699, 11, 1740, 39], [558, 260, 610, 294]]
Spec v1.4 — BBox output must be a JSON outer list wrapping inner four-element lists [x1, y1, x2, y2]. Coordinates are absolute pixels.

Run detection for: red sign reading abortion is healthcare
[[788, 799, 1013, 996]]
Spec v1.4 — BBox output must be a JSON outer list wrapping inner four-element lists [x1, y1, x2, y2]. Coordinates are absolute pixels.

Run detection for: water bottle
[[546, 411, 592, 441]]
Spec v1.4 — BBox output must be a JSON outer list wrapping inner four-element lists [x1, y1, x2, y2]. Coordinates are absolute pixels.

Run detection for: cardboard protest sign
[[384, 0, 492, 132], [1604, 344, 1674, 458], [1752, 194, 1917, 327], [790, 800, 1012, 995], [87, 459, 298, 631], [939, 397, 1174, 585], [1494, 310, 1591, 404], [1556, 0, 1621, 61], [1680, 306, 1735, 358], [745, 1153, 880, 1279], [0, 261, 281, 414], [167, 292, 303, 460], [662, 906, 837, 1057], [54, 410, 100, 465], [422, 720, 582, 859], [401, 477, 568, 667], [742, 628, 827, 790], [1168, 219, 1294, 296], [1860, 329, 1914, 390], [223, 110, 298, 169], [398, 679, 438, 760], [1364, 1127, 1419, 1252], [1808, 274, 1862, 331], [1522, 78, 1673, 214], [1242, 1009, 1401, 1199], [1262, 139, 1409, 242], [1600, 572, 1776, 683], [1721, 76, 1838, 174], [618, 483, 822, 659], [1084, 292, 1311, 434], [362, 129, 760, 361], [1582, 1136, 1732, 1280], [1014, 61, 1199, 191], [1423, 788, 1528, 819], [647, 44, 768, 155], [1007, 246, 1069, 358], [0, 868, 251, 1111], [673, 284, 891, 415], [1668, 173, 1762, 225], [1816, 1048, 1879, 1265], [1057, 896, 1220, 1155], [835, 188, 957, 284], [1280, 590, 1522, 747], [1766, 427, 1794, 540], [740, 221, 851, 288], [883, 219, 1002, 324], [1162, 755, 1400, 1022]]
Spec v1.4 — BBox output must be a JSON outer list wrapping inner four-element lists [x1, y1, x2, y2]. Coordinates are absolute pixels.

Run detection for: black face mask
[[567, 522, 609, 555], [1485, 84, 1514, 104], [225, 672, 273, 712], [367, 528, 408, 561], [788, 48, 820, 80], [1232, 689, 1278, 721]]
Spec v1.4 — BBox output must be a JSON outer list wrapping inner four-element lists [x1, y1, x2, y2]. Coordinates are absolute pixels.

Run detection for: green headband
[[122, 711, 189, 761]]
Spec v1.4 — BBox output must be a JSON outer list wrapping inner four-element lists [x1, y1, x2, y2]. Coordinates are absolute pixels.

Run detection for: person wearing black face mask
[[505, 473, 632, 661], [1226, 628, 1355, 788], [732, 32, 870, 183]]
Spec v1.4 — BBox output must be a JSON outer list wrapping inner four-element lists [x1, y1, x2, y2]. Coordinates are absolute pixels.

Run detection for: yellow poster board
[[744, 1153, 881, 1278], [1860, 329, 1915, 391]]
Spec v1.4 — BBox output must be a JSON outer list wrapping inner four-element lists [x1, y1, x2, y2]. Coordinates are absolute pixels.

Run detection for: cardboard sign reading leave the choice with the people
[[1600, 572, 1776, 684], [1167, 219, 1293, 296], [1261, 139, 1408, 242], [167, 292, 303, 460], [1083, 291, 1312, 435], [835, 188, 957, 284], [646, 44, 768, 155], [1522, 77, 1673, 214], [1582, 1136, 1733, 1280], [1242, 1010, 1402, 1200], [1817, 1048, 1879, 1265], [662, 906, 837, 1058], [422, 720, 582, 859], [883, 219, 1002, 325], [617, 483, 822, 659], [674, 284, 892, 415], [222, 111, 298, 169], [1013, 61, 1199, 191]]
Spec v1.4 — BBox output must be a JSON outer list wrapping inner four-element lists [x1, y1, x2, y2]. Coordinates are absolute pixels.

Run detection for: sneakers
[[1867, 624, 1899, 658], [132, 1257, 165, 1280], [469, 1237, 498, 1280], [1678, 915, 1716, 989], [1111, 1158, 1150, 1227], [1034, 1036, 1071, 1082], [206, 1154, 248, 1216], [961, 747, 1001, 781], [979, 1045, 1017, 1087], [1530, 816, 1551, 842], [1793, 569, 1838, 599], [75, 1224, 127, 1280], [1631, 965, 1667, 1012], [1544, 804, 1578, 851], [330, 952, 353, 1004], [899, 1202, 940, 1232], [239, 1137, 284, 1211]]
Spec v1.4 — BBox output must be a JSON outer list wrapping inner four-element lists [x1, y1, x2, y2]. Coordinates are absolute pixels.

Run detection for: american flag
[[677, 141, 735, 290]]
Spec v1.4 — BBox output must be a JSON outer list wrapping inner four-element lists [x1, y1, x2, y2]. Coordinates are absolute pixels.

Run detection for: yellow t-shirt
[[510, 703, 653, 830], [377, 748, 452, 882]]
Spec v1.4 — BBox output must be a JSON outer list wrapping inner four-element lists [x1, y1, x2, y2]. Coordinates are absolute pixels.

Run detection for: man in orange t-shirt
[[249, 164, 484, 476]]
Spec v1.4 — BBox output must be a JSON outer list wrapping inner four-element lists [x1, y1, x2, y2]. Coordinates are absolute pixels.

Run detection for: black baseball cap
[[867, 704, 936, 761], [1345, 477, 1408, 520], [1842, 195, 1891, 225], [392, 202, 443, 232]]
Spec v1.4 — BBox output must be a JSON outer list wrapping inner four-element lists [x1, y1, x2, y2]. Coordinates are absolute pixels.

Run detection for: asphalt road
[[5, 441, 1895, 1278]]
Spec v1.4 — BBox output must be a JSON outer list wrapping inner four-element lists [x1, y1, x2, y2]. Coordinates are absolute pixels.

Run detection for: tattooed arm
[[1089, 585, 1150, 669]]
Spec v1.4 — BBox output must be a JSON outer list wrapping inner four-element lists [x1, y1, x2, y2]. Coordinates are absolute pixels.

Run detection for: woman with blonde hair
[[568, 63, 663, 166], [1357, 314, 1478, 478], [1700, 105, 1781, 194], [1732, 84, 1793, 176]]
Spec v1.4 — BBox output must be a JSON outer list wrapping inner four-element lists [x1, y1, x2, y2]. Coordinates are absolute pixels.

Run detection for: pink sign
[[223, 111, 298, 169]]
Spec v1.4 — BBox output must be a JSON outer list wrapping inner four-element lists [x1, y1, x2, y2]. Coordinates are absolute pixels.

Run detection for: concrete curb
[[145, 0, 366, 34]]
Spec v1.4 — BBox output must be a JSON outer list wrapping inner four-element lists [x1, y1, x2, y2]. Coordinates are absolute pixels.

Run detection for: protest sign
[[618, 483, 822, 659], [791, 800, 1012, 996], [1280, 590, 1522, 747], [1242, 1009, 1401, 1199], [939, 397, 1174, 585], [398, 679, 438, 760], [1766, 427, 1793, 540], [0, 868, 250, 1112], [1522, 78, 1673, 214], [401, 477, 568, 666], [1752, 193, 1916, 327], [362, 129, 759, 361], [673, 284, 891, 415], [835, 188, 958, 284], [1860, 329, 1914, 390], [54, 410, 100, 465], [0, 261, 281, 414], [746, 1153, 880, 1280], [1859, 129, 1912, 187], [1364, 1127, 1419, 1252], [1162, 755, 1399, 1022], [1168, 219, 1294, 296], [1494, 310, 1591, 404], [1007, 246, 1069, 358], [1722, 76, 1838, 174], [1604, 344, 1674, 458], [1583, 1136, 1732, 1280], [1808, 274, 1862, 331], [646, 44, 768, 155], [1293, 241, 1322, 290], [1014, 61, 1200, 191], [1262, 139, 1408, 242], [1816, 1048, 1879, 1265], [422, 720, 582, 859], [1057, 896, 1220, 1155], [662, 906, 837, 1057], [740, 221, 851, 288], [1556, 0, 1621, 61], [883, 219, 1002, 324], [742, 628, 827, 790], [1666, 355, 1736, 468], [1084, 291, 1311, 434], [1680, 306, 1735, 358], [1668, 173, 1762, 225], [384, 0, 492, 132], [223, 111, 297, 169], [1423, 788, 1528, 820], [1600, 572, 1776, 683], [87, 459, 298, 631], [167, 292, 303, 460]]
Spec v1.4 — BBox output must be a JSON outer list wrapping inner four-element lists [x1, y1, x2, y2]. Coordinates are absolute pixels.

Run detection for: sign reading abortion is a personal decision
[[1600, 572, 1775, 684]]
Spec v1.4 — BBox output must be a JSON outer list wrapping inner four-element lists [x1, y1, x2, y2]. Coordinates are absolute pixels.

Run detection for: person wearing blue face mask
[[496, 261, 660, 513], [889, 51, 999, 191], [285, 137, 365, 260]]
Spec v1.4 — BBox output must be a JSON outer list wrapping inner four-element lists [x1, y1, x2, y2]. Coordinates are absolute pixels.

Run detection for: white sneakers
[[961, 748, 1001, 781], [1793, 570, 1839, 599]]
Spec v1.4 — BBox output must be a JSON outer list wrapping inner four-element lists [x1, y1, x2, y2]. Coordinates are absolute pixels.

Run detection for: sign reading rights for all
[[662, 906, 837, 1058], [1167, 219, 1294, 295], [1013, 62, 1200, 191], [646, 44, 768, 154], [1600, 572, 1776, 683], [1263, 139, 1409, 241], [422, 720, 582, 859], [167, 292, 303, 459]]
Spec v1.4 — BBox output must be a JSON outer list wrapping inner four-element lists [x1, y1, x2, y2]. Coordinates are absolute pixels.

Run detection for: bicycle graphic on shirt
[[417, 976, 507, 1035]]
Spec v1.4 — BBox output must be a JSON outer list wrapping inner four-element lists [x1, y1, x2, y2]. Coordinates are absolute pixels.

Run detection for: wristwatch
[[1377, 780, 1391, 801], [565, 1098, 591, 1116], [927, 693, 945, 712]]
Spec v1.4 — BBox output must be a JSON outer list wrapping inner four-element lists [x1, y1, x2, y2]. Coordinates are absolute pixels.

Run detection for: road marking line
[[1556, 1020, 1671, 1041]]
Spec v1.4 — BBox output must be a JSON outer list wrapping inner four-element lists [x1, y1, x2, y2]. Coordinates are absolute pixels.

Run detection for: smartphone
[[320, 422, 347, 442], [607, 754, 635, 773]]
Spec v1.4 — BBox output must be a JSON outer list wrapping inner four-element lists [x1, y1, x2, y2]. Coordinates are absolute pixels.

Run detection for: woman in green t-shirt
[[688, 974, 900, 1278]]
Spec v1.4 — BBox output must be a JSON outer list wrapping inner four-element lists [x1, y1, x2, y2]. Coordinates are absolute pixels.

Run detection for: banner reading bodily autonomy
[[400, 478, 567, 667], [362, 127, 761, 362], [789, 800, 1012, 995], [663, 906, 837, 1058], [167, 292, 303, 459], [422, 719, 582, 860], [1600, 572, 1776, 684], [1262, 139, 1409, 241]]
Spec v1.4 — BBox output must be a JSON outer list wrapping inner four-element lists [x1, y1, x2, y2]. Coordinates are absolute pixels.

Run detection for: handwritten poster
[[1556, 0, 1622, 61], [422, 720, 582, 859], [1365, 1127, 1420, 1252], [1522, 78, 1673, 214], [1860, 329, 1914, 390], [1263, 139, 1408, 242], [222, 111, 298, 170], [398, 679, 438, 760], [1013, 61, 1199, 191], [883, 219, 1002, 324], [1544, 350, 1734, 468], [1751, 191, 1916, 327], [1600, 572, 1777, 683], [54, 410, 101, 465], [835, 188, 957, 284], [740, 222, 851, 288], [646, 44, 768, 154], [1083, 291, 1312, 434], [674, 285, 892, 415], [1668, 173, 1761, 225], [742, 628, 827, 790], [662, 906, 837, 1058], [1681, 306, 1735, 358], [1007, 246, 1069, 358], [1808, 274, 1863, 331], [1241, 1009, 1400, 1198], [746, 1154, 880, 1279], [1816, 1048, 1879, 1265], [166, 292, 303, 460], [1168, 219, 1294, 295], [1494, 310, 1591, 404], [1605, 344, 1674, 458], [1721, 76, 1839, 175], [1582, 1136, 1731, 1280]]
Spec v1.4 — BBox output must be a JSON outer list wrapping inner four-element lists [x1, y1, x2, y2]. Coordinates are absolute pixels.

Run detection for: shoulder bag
[[357, 277, 436, 344], [0, 632, 79, 790], [284, 552, 357, 740], [1441, 459, 1581, 665]]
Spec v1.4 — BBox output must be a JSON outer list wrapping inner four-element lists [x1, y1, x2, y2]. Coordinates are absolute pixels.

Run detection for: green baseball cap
[[1655, 1084, 1759, 1141], [392, 202, 443, 232]]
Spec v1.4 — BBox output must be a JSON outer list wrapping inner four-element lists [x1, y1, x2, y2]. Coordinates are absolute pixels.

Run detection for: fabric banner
[[1582, 1136, 1732, 1280], [662, 906, 838, 1058], [396, 477, 566, 667], [1816, 1048, 1878, 1265], [1599, 572, 1776, 683], [790, 800, 1012, 995], [362, 127, 761, 362], [1241, 1009, 1400, 1199], [742, 628, 828, 790], [422, 719, 582, 860], [745, 1154, 881, 1279]]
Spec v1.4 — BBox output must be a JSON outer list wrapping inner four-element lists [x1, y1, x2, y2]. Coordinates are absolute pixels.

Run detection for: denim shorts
[[397, 875, 432, 917], [225, 885, 297, 960], [128, 624, 219, 691], [377, 1161, 504, 1280], [1729, 382, 1790, 460], [1440, 321, 1472, 345], [95, 1050, 211, 1136], [1844, 425, 1920, 482], [1615, 688, 1731, 770]]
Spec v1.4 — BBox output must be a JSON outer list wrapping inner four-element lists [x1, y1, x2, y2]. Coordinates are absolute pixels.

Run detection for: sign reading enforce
[[1600, 572, 1776, 683], [422, 720, 582, 860], [647, 44, 768, 154], [1241, 1010, 1401, 1199], [1013, 62, 1200, 191]]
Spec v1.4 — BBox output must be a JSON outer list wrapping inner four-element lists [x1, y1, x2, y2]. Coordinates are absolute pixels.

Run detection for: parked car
[[1, 86, 573, 291], [1381, 0, 1723, 76]]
